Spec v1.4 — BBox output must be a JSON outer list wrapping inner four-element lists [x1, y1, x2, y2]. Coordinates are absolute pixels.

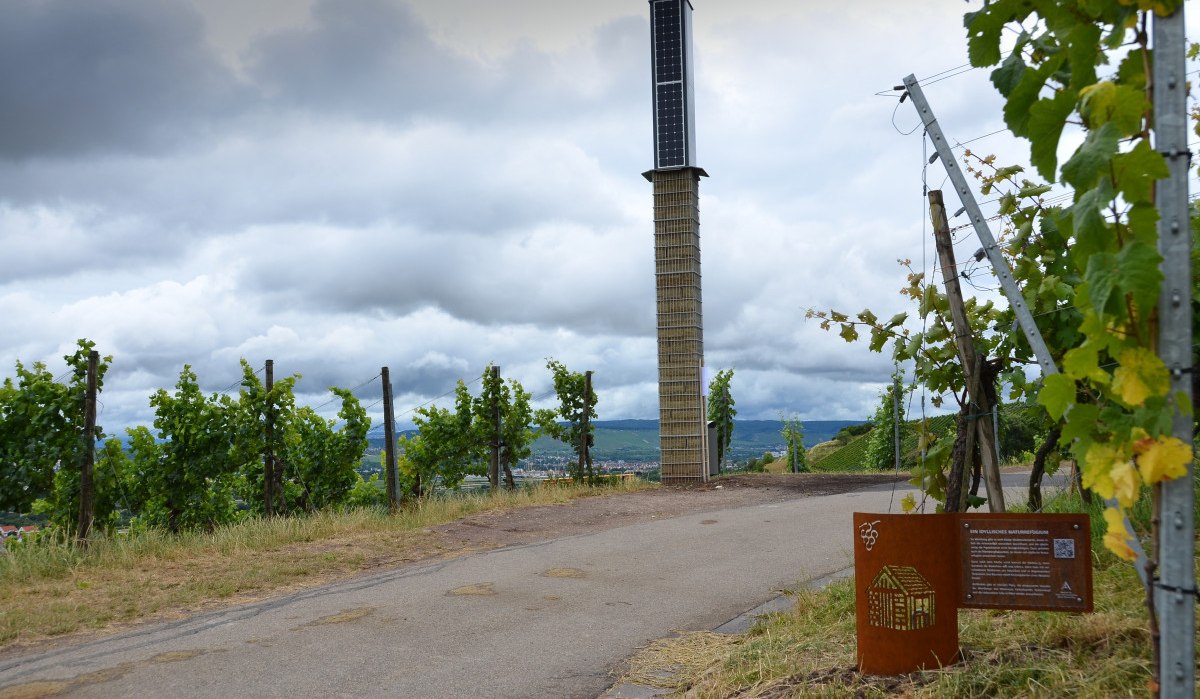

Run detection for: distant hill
[[369, 419, 867, 466], [531, 419, 868, 463]]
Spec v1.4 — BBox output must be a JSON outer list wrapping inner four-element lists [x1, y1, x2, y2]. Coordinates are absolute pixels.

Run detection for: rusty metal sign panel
[[853, 513, 960, 675], [853, 511, 1094, 675], [959, 513, 1092, 612]]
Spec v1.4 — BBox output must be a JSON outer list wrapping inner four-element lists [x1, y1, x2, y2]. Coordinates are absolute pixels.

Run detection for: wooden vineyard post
[[77, 350, 98, 541], [264, 359, 275, 516], [581, 371, 593, 483], [381, 366, 399, 513], [489, 365, 500, 491], [929, 191, 1004, 513]]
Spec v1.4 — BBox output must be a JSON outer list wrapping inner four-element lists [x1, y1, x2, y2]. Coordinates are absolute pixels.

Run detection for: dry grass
[[0, 479, 650, 649], [619, 542, 1193, 698]]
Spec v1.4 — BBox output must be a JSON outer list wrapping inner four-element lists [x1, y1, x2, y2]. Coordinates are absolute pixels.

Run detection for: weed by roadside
[[617, 485, 1197, 698], [0, 479, 651, 648]]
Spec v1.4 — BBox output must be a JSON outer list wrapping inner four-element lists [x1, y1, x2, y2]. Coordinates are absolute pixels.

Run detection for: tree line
[[397, 358, 598, 499], [0, 340, 598, 535]]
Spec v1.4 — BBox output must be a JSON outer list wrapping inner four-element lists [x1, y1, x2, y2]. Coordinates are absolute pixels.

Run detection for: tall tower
[[645, 0, 708, 484]]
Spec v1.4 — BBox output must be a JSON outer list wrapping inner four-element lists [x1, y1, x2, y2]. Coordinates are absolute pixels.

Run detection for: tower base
[[649, 167, 708, 485]]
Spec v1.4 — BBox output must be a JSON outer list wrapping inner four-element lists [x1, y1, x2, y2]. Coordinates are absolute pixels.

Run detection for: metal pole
[[903, 75, 1057, 378], [1153, 6, 1195, 696], [905, 81, 1153, 553]]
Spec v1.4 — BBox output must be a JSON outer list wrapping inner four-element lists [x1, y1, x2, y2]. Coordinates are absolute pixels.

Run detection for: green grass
[[619, 484, 1199, 697], [810, 433, 871, 472], [810, 414, 959, 473]]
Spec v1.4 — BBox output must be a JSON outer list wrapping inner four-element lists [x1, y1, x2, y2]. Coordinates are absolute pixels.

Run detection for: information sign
[[853, 511, 1093, 675], [959, 513, 1092, 612]]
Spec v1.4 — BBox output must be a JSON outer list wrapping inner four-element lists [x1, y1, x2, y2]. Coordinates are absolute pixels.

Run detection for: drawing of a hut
[[867, 565, 936, 631]]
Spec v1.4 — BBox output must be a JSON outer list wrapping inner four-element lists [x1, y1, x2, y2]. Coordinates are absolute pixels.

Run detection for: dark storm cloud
[[246, 0, 475, 120], [246, 0, 644, 130], [0, 0, 247, 159]]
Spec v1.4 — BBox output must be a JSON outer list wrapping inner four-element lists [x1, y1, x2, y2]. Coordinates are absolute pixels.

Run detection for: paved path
[[0, 474, 1061, 699]]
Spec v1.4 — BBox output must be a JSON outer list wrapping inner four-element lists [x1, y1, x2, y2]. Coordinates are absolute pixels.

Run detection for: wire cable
[[395, 375, 483, 418], [310, 372, 382, 412], [952, 128, 1008, 150], [891, 97, 922, 136]]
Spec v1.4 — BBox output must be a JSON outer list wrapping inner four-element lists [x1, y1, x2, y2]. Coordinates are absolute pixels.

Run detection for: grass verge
[[0, 479, 651, 649], [619, 488, 1198, 698]]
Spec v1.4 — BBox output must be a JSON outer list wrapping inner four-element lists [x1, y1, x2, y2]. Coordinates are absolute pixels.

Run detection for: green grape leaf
[[1126, 202, 1160, 244], [1006, 55, 1065, 138], [1064, 23, 1102, 91], [1038, 373, 1077, 420], [1079, 82, 1146, 135], [1114, 241, 1164, 313], [1084, 254, 1121, 317], [1112, 140, 1167, 205], [1116, 48, 1148, 91], [1069, 179, 1116, 261], [965, 0, 1021, 67], [1061, 122, 1119, 189], [1063, 343, 1110, 383], [1060, 402, 1099, 444], [990, 46, 1027, 96], [1017, 183, 1053, 198], [998, 192, 1018, 215], [868, 327, 890, 353], [1027, 90, 1077, 180], [1083, 241, 1161, 322]]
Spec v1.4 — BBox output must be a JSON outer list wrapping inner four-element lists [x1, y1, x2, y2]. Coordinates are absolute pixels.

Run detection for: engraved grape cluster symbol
[[859, 520, 881, 551]]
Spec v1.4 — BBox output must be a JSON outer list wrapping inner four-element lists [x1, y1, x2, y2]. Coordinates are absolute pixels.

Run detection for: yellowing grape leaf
[[1102, 507, 1138, 561], [1110, 460, 1140, 507], [1082, 442, 1121, 500], [1077, 81, 1116, 126], [1117, 0, 1182, 16], [1136, 436, 1192, 484], [900, 492, 917, 513], [1112, 347, 1169, 406]]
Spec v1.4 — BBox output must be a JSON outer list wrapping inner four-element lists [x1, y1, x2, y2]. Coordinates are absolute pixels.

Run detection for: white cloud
[[1, 0, 1094, 434]]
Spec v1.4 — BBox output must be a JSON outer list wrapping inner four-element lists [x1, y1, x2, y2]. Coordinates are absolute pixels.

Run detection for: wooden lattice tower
[[645, 0, 708, 483]]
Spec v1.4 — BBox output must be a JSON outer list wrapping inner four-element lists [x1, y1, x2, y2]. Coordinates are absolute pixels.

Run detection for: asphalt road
[[0, 473, 1061, 699]]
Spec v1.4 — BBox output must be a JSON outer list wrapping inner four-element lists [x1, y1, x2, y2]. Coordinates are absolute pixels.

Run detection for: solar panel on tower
[[649, 0, 695, 171]]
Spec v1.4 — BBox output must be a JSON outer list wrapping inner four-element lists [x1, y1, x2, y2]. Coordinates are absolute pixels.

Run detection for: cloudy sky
[[1, 0, 1190, 433]]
